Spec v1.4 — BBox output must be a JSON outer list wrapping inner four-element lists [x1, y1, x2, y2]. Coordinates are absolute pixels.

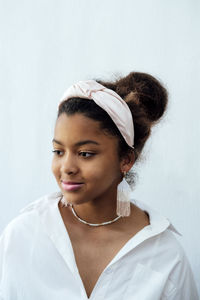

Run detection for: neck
[[69, 188, 119, 224]]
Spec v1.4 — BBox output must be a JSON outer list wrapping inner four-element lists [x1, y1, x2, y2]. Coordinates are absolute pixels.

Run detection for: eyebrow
[[52, 139, 100, 147]]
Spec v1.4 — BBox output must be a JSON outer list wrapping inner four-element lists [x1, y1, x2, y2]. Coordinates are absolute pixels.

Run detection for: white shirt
[[0, 191, 199, 300]]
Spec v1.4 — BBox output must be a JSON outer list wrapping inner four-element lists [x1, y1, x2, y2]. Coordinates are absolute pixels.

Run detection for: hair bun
[[96, 71, 168, 162], [114, 72, 168, 123]]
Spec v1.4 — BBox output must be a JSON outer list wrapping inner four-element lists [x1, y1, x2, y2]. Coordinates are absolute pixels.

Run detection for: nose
[[60, 152, 78, 175]]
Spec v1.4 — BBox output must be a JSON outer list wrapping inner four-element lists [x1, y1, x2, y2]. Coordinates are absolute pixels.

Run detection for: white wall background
[[0, 0, 199, 295]]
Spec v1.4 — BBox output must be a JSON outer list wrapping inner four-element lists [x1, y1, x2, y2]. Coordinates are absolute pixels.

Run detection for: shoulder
[[131, 198, 198, 298], [160, 232, 199, 299], [159, 227, 184, 256], [0, 191, 62, 247], [134, 198, 188, 263]]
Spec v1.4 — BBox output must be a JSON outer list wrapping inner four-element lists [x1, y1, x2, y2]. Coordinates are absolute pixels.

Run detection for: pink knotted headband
[[58, 80, 134, 149]]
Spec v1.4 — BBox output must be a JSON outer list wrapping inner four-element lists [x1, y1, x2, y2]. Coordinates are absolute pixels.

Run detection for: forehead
[[54, 113, 117, 146]]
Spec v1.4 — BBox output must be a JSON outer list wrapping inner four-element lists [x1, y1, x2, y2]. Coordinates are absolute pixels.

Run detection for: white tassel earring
[[116, 171, 132, 217]]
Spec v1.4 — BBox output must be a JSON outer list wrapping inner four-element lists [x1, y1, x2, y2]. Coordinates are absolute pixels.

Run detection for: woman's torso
[[58, 201, 150, 298]]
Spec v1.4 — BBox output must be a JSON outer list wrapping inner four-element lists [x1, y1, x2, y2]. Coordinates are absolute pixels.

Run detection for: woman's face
[[51, 113, 128, 206]]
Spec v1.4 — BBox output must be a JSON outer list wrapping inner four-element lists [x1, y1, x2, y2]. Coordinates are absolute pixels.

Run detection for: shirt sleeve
[[162, 249, 199, 300]]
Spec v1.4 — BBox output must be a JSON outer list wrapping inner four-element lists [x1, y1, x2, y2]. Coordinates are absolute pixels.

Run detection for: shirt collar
[[19, 191, 182, 276], [131, 198, 182, 236], [20, 192, 182, 238]]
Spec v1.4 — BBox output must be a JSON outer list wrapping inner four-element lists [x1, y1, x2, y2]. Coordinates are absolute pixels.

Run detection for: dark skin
[[52, 113, 150, 298]]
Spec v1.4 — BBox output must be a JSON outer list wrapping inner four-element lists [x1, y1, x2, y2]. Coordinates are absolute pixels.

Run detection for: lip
[[62, 180, 83, 184], [61, 181, 84, 191]]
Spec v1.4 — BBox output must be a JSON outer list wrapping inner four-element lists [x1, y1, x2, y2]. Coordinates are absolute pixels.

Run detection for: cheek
[[51, 159, 60, 179], [87, 160, 120, 185]]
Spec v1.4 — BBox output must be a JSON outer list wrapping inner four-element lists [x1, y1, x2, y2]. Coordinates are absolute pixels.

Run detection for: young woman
[[0, 72, 198, 300]]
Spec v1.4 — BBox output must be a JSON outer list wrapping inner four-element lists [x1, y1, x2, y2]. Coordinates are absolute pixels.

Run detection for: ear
[[119, 150, 135, 173]]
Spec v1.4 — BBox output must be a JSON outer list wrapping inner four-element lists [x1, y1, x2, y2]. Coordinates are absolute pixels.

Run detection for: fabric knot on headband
[[58, 80, 134, 149]]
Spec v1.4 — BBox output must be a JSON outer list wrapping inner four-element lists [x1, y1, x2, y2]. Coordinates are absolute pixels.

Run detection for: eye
[[79, 152, 95, 158], [52, 150, 64, 156], [52, 150, 95, 158]]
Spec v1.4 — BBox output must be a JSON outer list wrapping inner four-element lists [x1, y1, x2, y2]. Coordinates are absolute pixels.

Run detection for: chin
[[61, 193, 89, 207]]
